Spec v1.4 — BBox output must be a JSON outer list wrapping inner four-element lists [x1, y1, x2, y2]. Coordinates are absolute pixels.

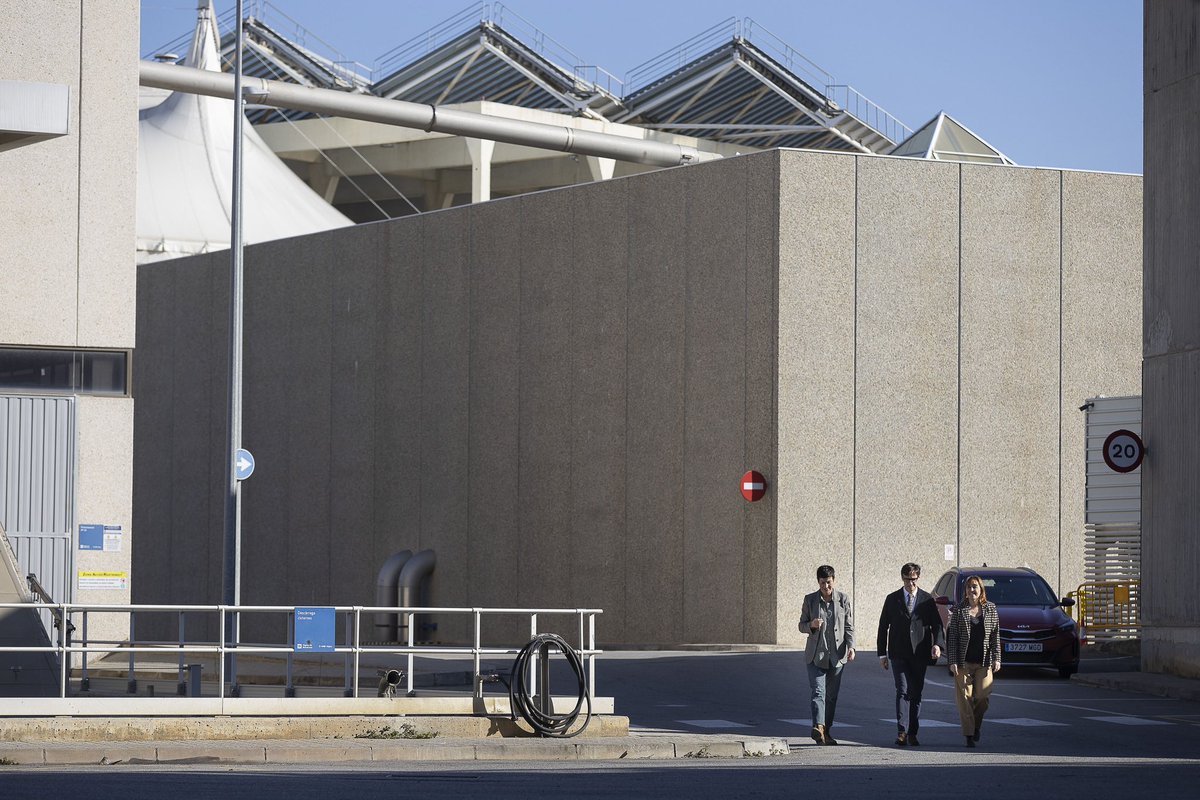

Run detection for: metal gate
[[0, 395, 76, 633]]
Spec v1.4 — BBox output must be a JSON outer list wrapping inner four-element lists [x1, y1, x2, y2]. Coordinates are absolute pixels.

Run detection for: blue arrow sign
[[235, 448, 255, 481]]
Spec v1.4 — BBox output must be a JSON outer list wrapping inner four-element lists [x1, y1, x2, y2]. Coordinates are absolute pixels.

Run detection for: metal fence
[[0, 602, 601, 704], [1066, 581, 1139, 643]]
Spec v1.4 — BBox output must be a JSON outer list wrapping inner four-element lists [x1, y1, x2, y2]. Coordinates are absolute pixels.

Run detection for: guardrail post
[[218, 606, 226, 699], [285, 610, 295, 698], [351, 607, 362, 698], [529, 613, 538, 698], [177, 611, 188, 695], [343, 609, 353, 697], [406, 610, 415, 697], [473, 608, 482, 700], [59, 603, 68, 698], [127, 611, 137, 694], [80, 611, 90, 692]]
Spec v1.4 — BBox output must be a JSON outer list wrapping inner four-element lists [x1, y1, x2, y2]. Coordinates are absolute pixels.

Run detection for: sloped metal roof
[[619, 18, 910, 154]]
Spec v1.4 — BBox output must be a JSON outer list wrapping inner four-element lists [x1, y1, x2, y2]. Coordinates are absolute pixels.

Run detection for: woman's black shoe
[[965, 736, 976, 748], [972, 726, 981, 742]]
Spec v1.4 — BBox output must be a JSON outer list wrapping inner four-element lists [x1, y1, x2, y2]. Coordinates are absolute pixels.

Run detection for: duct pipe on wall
[[374, 549, 412, 642], [398, 549, 436, 641], [139, 60, 720, 168]]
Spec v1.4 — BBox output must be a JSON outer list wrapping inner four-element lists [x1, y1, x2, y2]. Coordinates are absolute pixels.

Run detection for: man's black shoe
[[908, 734, 920, 747], [895, 732, 907, 746]]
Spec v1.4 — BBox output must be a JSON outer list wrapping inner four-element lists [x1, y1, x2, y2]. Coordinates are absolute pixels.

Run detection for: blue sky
[[140, 1, 1143, 174]]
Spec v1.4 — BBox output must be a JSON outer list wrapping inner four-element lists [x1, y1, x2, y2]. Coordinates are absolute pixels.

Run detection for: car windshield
[[972, 575, 1058, 606]]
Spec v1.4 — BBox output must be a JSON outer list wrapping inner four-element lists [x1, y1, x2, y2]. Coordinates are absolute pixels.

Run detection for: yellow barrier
[[1070, 581, 1140, 643]]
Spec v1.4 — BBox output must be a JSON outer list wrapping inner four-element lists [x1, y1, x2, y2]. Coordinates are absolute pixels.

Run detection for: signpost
[[1102, 428, 1144, 473]]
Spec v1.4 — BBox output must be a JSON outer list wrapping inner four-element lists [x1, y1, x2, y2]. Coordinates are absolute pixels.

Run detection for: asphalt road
[[3, 648, 1199, 798]]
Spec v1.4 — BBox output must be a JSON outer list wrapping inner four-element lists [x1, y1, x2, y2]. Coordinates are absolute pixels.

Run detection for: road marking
[[990, 717, 1069, 727], [778, 719, 860, 728], [879, 718, 959, 728], [926, 678, 1154, 720], [1085, 715, 1173, 726], [678, 719, 752, 729]]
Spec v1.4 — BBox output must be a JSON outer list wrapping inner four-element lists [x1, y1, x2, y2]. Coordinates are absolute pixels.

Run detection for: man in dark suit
[[877, 562, 945, 746]]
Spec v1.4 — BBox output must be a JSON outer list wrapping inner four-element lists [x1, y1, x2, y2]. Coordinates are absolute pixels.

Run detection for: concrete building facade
[[133, 149, 1141, 645], [0, 0, 138, 643], [1142, 1, 1200, 678]]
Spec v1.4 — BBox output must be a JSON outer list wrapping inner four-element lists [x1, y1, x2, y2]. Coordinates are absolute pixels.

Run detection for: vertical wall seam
[[1058, 171, 1065, 592], [852, 155, 858, 598], [957, 165, 963, 567], [75, 1, 84, 346]]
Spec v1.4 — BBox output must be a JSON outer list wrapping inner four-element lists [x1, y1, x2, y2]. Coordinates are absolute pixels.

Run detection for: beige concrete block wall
[[959, 166, 1061, 585], [776, 155, 1141, 646], [776, 151, 856, 644], [853, 157, 961, 628], [1061, 170, 1142, 601], [0, 2, 136, 637], [0, 0, 136, 346], [1143, 1, 1200, 677]]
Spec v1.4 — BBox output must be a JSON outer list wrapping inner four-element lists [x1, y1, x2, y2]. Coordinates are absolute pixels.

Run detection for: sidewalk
[[0, 732, 790, 765]]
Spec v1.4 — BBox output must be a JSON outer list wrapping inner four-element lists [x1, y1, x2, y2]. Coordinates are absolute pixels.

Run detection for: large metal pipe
[[139, 60, 719, 168], [398, 549, 436, 641], [373, 549, 412, 642]]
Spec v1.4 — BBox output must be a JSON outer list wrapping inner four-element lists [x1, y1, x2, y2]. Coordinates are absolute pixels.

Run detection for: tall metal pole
[[222, 0, 246, 694]]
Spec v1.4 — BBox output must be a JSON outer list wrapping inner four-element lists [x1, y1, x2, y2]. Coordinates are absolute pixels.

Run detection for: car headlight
[[1056, 620, 1077, 633]]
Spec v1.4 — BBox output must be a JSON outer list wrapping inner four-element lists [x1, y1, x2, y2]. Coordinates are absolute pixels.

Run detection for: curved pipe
[[398, 549, 437, 640], [374, 549, 412, 641], [138, 61, 717, 168]]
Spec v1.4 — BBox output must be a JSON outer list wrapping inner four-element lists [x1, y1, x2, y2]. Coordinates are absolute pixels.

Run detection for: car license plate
[[1005, 642, 1043, 653]]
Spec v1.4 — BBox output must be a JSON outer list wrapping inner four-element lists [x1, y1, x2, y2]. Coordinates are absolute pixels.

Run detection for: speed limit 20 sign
[[1102, 429, 1144, 473]]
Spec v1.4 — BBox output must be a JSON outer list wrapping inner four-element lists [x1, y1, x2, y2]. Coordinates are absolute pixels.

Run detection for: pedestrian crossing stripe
[[1084, 715, 1172, 726], [990, 717, 1069, 726], [678, 719, 752, 729], [878, 718, 959, 727], [778, 719, 860, 728]]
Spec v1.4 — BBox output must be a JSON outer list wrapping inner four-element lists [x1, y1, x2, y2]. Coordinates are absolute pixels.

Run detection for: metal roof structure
[[618, 18, 909, 154], [144, 3, 909, 154], [889, 111, 1016, 165], [371, 4, 622, 120]]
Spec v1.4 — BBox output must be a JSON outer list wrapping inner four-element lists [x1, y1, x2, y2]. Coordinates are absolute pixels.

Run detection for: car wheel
[[1058, 667, 1076, 679]]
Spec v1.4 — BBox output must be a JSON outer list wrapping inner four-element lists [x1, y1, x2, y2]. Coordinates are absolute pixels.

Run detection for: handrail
[[0, 602, 602, 706], [24, 573, 76, 635]]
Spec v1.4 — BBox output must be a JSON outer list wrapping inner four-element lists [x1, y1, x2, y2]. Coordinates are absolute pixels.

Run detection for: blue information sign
[[294, 607, 335, 652], [79, 524, 104, 551]]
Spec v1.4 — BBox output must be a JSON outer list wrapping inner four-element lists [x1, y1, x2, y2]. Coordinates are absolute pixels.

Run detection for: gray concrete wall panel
[[740, 151, 781, 644], [1143, 1, 1200, 677], [516, 193, 575, 611], [567, 179, 628, 639], [682, 158, 752, 643], [854, 157, 960, 622], [1061, 171, 1142, 600], [624, 168, 688, 644], [958, 166, 1061, 584], [465, 202, 522, 636], [775, 151, 856, 645]]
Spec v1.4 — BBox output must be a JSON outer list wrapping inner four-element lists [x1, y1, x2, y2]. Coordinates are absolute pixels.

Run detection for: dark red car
[[932, 566, 1080, 679]]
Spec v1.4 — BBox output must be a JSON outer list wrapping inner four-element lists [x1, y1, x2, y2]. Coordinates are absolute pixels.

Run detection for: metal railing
[[1067, 581, 1140, 643], [0, 602, 601, 704]]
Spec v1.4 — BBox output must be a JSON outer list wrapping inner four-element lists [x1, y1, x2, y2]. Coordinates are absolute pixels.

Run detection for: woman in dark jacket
[[946, 575, 1001, 747]]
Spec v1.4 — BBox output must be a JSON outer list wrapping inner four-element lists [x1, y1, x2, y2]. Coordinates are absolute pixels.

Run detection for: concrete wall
[[135, 148, 1141, 646], [134, 153, 780, 645], [775, 151, 1142, 645], [1142, 1, 1200, 677], [0, 1, 138, 640]]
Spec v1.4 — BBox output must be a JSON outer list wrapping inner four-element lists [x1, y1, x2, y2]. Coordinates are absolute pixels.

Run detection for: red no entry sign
[[741, 470, 766, 502]]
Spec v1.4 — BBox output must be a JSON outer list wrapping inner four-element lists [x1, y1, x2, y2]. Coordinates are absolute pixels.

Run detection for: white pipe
[[139, 60, 719, 168]]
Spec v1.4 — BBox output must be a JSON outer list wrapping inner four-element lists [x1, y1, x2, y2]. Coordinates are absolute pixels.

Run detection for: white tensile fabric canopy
[[136, 1, 351, 263]]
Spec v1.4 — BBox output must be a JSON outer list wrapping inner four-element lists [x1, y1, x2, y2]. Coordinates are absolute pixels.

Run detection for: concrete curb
[[0, 735, 789, 765], [1073, 671, 1200, 703]]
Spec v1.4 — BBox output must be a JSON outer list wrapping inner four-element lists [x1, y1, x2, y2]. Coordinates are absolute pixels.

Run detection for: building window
[[0, 347, 129, 396]]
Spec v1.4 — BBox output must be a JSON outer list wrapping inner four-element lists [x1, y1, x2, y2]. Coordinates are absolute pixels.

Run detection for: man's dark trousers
[[890, 655, 928, 735]]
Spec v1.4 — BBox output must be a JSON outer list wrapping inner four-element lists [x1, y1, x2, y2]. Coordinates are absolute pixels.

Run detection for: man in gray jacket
[[799, 564, 856, 745]]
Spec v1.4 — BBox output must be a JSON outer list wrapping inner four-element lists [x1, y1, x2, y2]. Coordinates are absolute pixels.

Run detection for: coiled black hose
[[509, 633, 591, 738]]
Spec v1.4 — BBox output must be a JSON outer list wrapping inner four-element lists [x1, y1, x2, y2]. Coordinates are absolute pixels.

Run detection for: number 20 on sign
[[1102, 429, 1144, 473]]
